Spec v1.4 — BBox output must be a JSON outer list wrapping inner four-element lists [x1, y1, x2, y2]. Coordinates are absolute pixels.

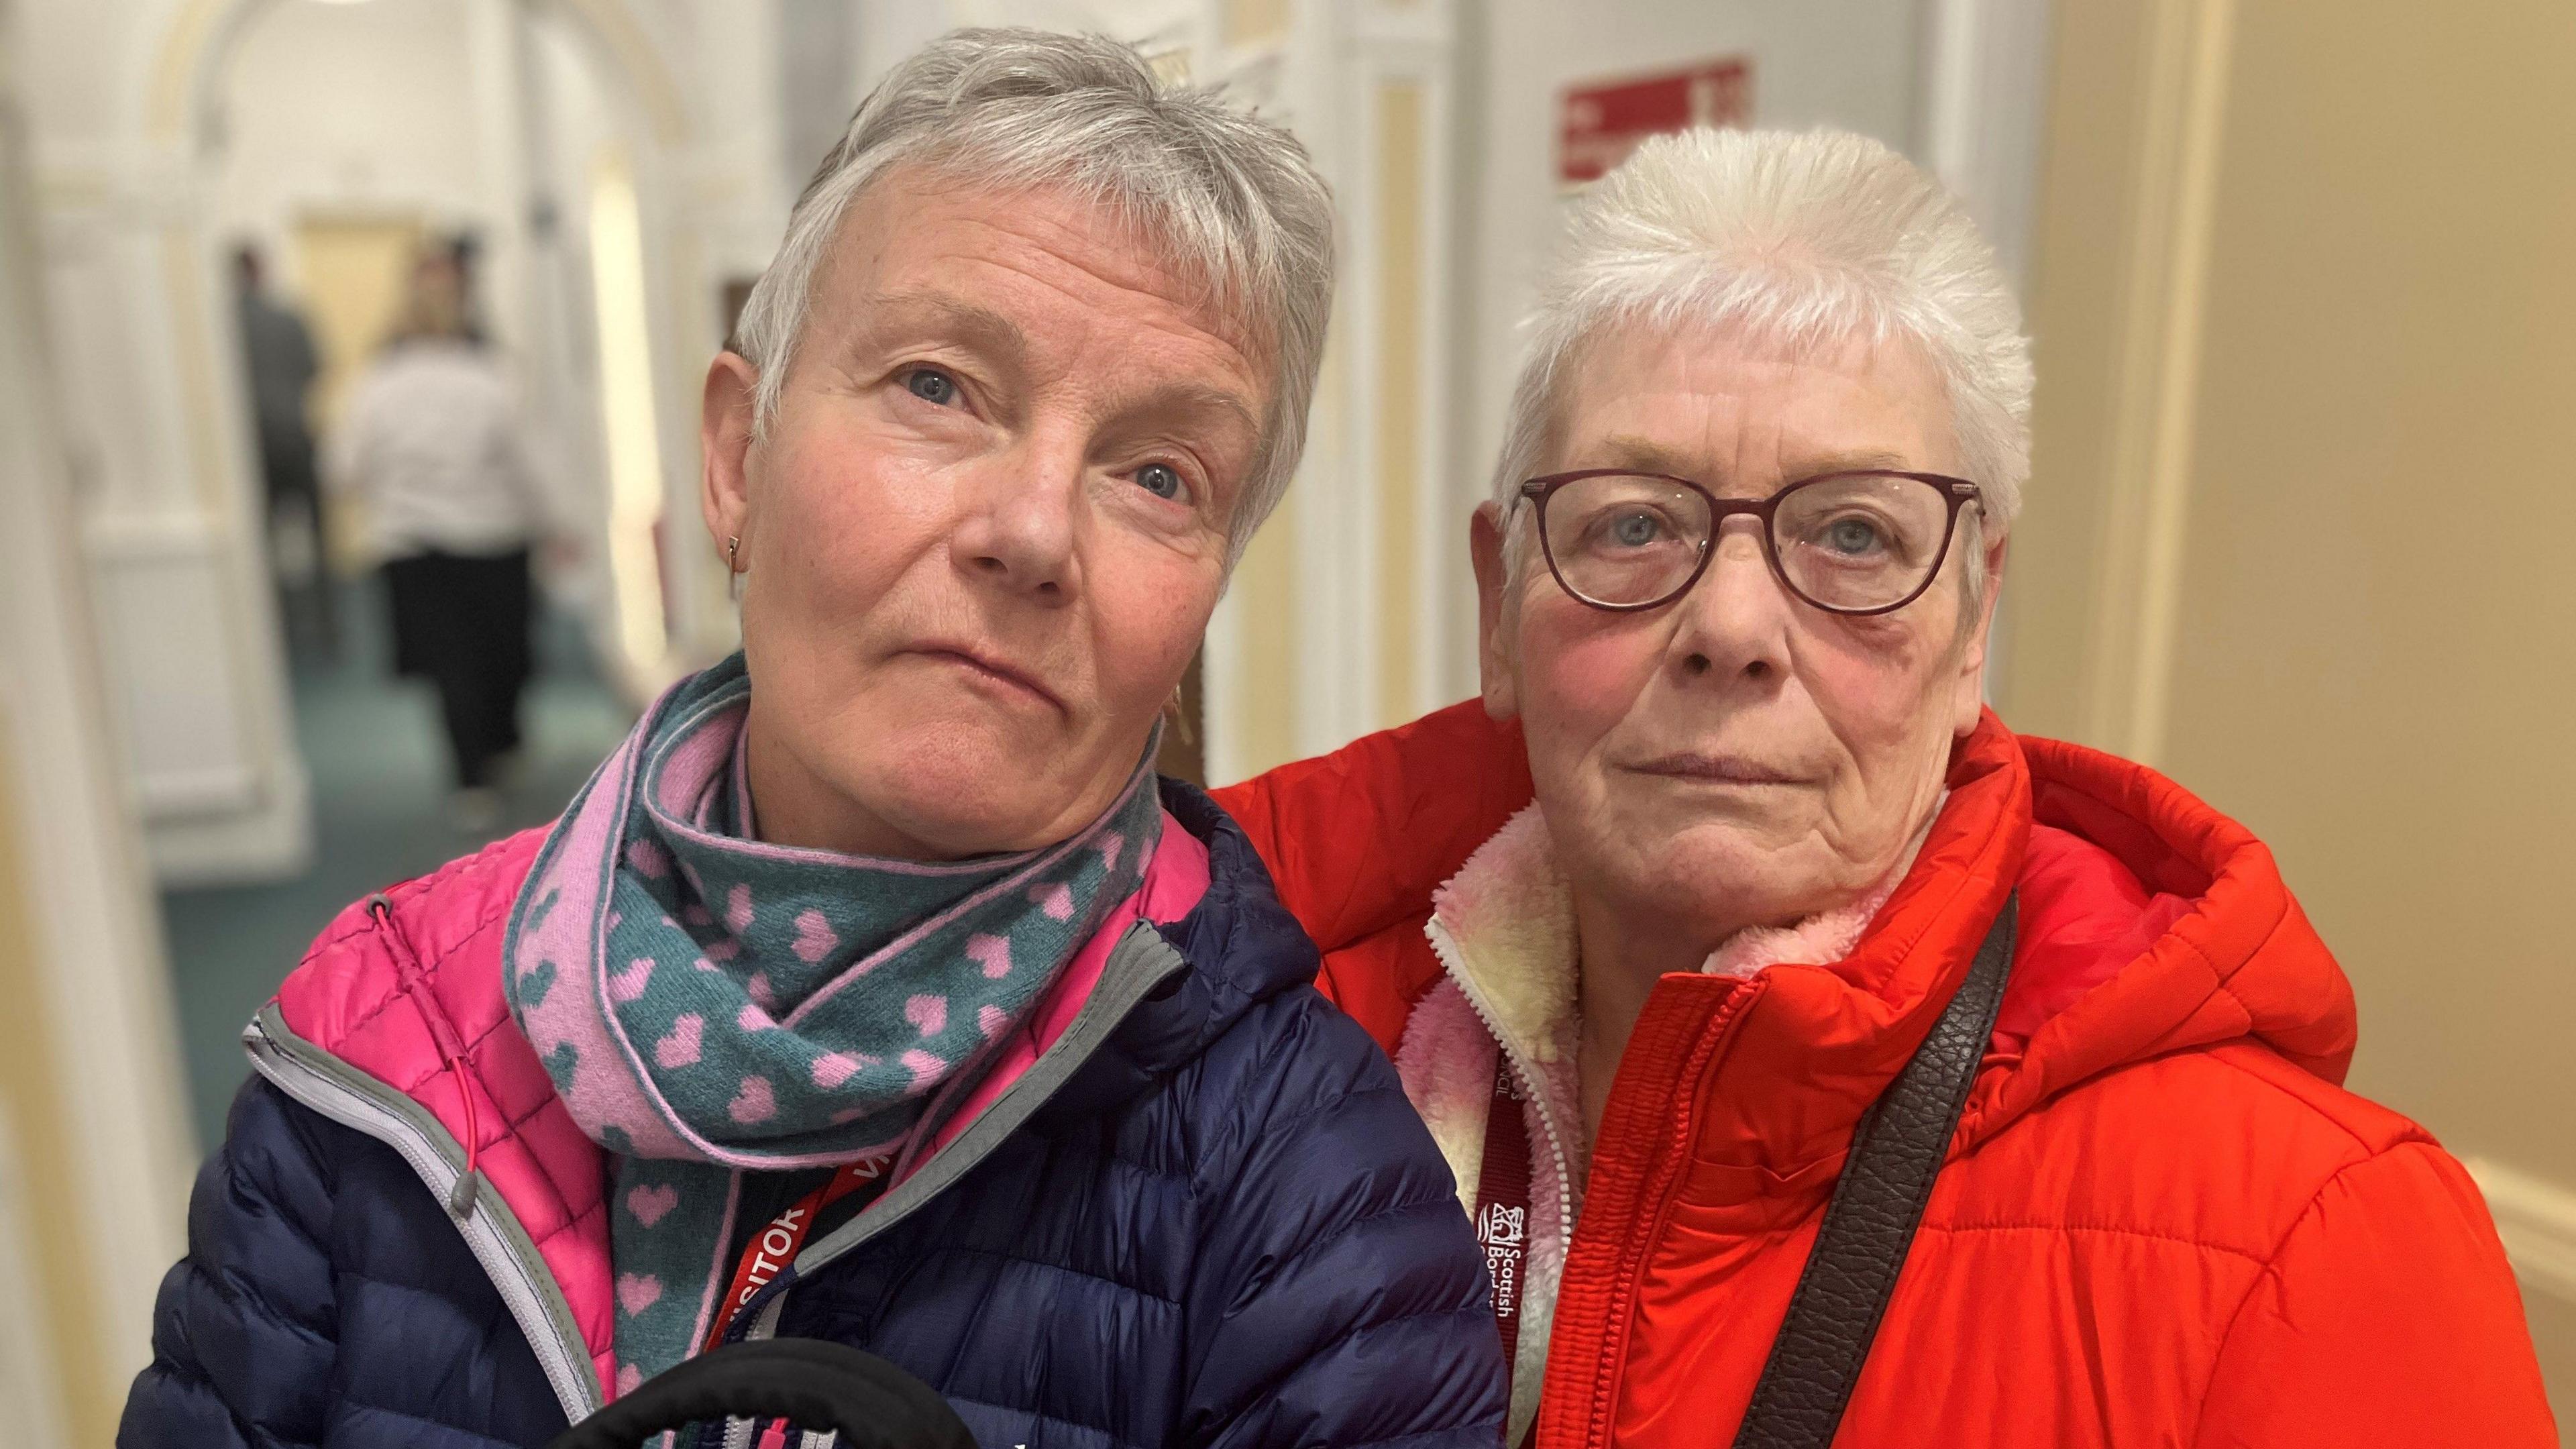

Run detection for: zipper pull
[[449, 1167, 483, 1219], [371, 893, 489, 1222]]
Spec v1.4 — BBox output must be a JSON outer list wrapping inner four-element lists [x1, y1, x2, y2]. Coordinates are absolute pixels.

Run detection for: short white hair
[[1493, 127, 2032, 594], [735, 29, 1336, 560]]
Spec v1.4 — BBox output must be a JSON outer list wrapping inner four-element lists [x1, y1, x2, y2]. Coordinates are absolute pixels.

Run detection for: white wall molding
[[1917, 0, 2055, 290], [1269, 0, 1460, 755], [1916, 0, 2053, 706], [26, 29, 315, 882], [2070, 0, 2237, 766], [1284, 0, 1371, 759], [2469, 1158, 2576, 1309], [32, 140, 201, 227], [0, 52, 197, 1406], [140, 761, 311, 885]]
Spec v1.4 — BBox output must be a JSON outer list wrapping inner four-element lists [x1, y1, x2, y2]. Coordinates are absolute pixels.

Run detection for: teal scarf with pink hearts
[[503, 653, 1160, 1393]]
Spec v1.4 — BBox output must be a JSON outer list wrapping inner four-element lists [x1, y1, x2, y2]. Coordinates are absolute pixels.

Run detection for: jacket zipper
[[726, 922, 1195, 1340], [1426, 919, 1577, 1263], [1577, 983, 1758, 1449], [1424, 916, 1578, 1395], [242, 1007, 604, 1424]]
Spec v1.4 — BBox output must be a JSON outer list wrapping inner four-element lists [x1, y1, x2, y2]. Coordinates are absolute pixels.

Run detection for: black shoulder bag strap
[[1729, 892, 2018, 1449]]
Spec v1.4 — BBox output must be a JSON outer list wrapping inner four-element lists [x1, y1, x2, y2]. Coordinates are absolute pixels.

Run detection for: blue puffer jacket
[[120, 784, 1506, 1448]]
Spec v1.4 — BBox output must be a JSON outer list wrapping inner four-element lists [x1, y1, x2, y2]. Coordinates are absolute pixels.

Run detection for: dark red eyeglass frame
[[1515, 468, 1985, 617]]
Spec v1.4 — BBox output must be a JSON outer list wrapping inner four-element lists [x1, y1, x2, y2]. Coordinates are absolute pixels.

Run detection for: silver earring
[[727, 535, 743, 602]]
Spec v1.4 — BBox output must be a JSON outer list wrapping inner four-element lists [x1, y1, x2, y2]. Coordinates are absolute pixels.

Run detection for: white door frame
[[0, 1, 197, 1414]]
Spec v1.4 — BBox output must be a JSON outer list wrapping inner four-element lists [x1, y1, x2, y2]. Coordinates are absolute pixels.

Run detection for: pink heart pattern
[[904, 994, 949, 1037], [727, 1075, 777, 1124], [624, 839, 669, 879], [653, 1014, 703, 1069], [508, 655, 1167, 1392], [966, 934, 1012, 979], [792, 908, 839, 964], [617, 1273, 663, 1317], [1027, 882, 1075, 921], [626, 1183, 679, 1228], [609, 957, 654, 1004], [901, 1050, 947, 1097], [810, 1051, 876, 1089]]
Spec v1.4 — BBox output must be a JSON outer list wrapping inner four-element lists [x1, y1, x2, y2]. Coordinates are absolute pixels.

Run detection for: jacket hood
[[1968, 729, 2356, 1139]]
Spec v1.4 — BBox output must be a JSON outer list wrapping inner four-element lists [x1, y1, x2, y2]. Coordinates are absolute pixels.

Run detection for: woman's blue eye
[[1609, 512, 1664, 547], [904, 368, 959, 406], [1136, 464, 1186, 500], [1824, 517, 1882, 555]]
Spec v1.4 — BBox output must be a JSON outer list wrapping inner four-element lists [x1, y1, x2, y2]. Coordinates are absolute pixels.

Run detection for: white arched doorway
[[75, 0, 730, 890], [0, 0, 748, 1431]]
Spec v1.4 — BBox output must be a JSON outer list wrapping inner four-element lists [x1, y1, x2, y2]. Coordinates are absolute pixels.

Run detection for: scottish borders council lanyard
[[700, 1152, 896, 1352], [1474, 1061, 1538, 1447]]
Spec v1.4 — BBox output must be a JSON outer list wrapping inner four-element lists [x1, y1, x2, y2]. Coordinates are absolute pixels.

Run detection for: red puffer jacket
[[1215, 702, 2559, 1448]]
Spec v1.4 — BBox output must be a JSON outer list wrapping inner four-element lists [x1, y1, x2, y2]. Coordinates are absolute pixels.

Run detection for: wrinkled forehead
[[1540, 316, 1962, 482], [817, 162, 1275, 375]]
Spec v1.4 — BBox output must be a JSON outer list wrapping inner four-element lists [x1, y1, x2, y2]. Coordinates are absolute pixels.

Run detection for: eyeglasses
[[1515, 469, 1984, 616]]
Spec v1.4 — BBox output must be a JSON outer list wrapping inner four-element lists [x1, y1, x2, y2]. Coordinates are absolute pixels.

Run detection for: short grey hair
[[735, 28, 1336, 561], [1493, 127, 2032, 598]]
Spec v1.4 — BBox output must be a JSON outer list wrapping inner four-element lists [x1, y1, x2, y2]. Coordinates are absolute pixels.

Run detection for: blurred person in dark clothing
[[328, 247, 560, 831], [233, 244, 333, 655]]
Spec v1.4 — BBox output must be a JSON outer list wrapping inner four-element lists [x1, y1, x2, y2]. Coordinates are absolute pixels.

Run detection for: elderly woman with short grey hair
[[1221, 127, 2555, 1448], [122, 30, 1503, 1449]]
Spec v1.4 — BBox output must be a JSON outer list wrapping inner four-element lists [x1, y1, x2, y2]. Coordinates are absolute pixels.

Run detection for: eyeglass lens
[[1540, 472, 1956, 612]]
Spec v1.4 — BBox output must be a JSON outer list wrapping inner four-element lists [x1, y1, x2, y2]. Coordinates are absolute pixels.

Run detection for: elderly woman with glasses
[[1220, 128, 2556, 1448], [121, 31, 1504, 1449]]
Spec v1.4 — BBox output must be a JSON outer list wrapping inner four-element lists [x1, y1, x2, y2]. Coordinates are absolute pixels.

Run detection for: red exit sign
[[1558, 58, 1753, 184]]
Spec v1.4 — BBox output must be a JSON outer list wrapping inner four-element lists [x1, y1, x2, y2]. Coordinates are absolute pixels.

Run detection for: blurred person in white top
[[329, 246, 564, 830]]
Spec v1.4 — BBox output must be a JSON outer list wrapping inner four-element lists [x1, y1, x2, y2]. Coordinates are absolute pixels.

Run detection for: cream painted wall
[[212, 0, 488, 308], [2008, 0, 2576, 1424], [2157, 0, 2576, 1181], [0, 761, 93, 1447], [1, 6, 194, 1436]]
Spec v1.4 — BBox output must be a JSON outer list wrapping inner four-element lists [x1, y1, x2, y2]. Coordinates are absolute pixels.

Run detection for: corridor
[[0, 0, 2571, 1442], [158, 590, 632, 1149]]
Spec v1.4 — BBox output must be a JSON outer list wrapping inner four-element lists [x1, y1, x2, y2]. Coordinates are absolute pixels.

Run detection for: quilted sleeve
[[1210, 701, 1529, 961], [117, 1077, 343, 1449], [2191, 1140, 2560, 1448], [1179, 988, 1507, 1449]]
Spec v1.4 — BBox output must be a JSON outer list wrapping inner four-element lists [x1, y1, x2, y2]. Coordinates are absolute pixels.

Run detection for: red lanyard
[[1474, 1059, 1536, 1427], [701, 1153, 893, 1352]]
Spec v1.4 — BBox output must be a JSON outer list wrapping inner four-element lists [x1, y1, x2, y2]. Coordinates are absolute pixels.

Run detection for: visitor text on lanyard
[[700, 1152, 893, 1352]]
